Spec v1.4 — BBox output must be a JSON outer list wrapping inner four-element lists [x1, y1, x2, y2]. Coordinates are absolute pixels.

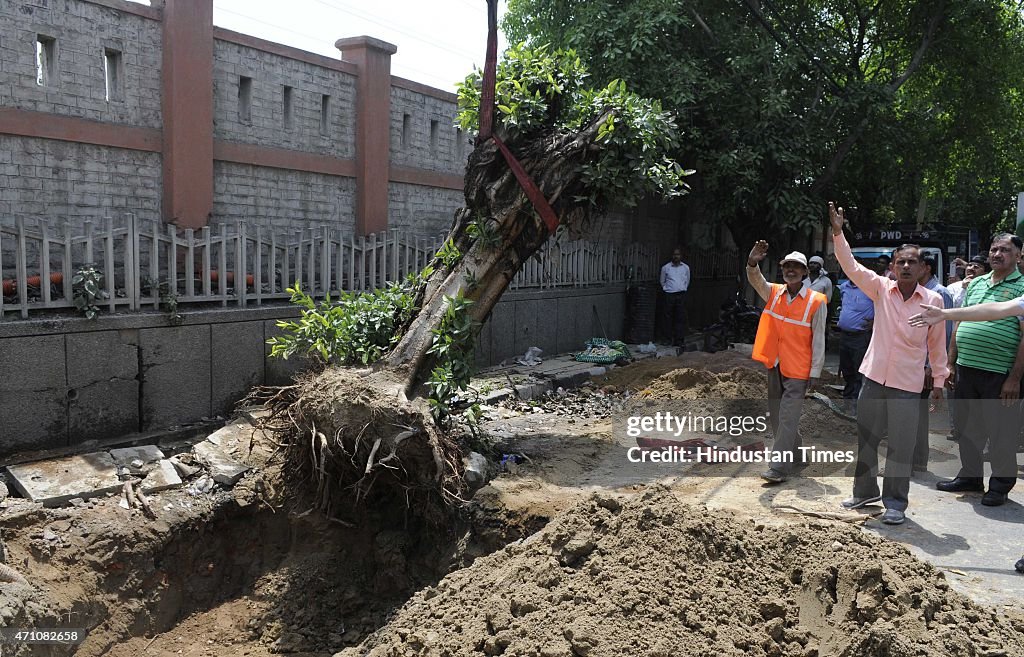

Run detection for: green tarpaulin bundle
[[574, 338, 631, 364]]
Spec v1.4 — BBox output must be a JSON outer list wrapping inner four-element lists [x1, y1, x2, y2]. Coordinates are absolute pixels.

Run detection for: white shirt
[[661, 261, 690, 293], [947, 280, 966, 307], [803, 272, 834, 303]]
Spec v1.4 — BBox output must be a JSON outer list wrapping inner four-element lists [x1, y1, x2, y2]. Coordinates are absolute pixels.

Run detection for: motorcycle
[[702, 289, 761, 353]]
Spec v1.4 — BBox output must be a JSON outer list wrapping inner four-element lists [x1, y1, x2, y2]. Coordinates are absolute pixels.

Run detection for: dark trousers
[[661, 291, 687, 346], [767, 366, 808, 475], [838, 330, 870, 400], [954, 365, 1019, 494], [853, 378, 921, 511], [915, 388, 931, 470]]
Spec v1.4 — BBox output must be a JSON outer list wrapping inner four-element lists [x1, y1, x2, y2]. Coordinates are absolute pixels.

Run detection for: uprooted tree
[[264, 43, 692, 523]]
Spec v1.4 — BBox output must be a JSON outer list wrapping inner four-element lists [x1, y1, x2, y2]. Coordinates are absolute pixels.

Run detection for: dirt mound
[[343, 489, 1024, 657], [644, 365, 767, 401], [624, 361, 855, 445], [595, 350, 759, 391]]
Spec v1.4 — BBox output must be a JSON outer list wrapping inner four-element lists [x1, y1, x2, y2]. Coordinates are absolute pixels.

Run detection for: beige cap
[[780, 251, 808, 267]]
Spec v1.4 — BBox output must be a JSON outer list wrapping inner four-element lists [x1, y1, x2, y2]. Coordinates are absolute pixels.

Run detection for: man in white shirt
[[660, 247, 691, 347], [804, 255, 834, 304]]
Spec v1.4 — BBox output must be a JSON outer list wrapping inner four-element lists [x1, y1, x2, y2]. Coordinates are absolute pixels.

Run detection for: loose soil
[[348, 489, 1024, 657], [1, 352, 1021, 656]]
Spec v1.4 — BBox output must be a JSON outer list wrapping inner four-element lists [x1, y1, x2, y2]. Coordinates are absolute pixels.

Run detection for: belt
[[840, 329, 869, 335]]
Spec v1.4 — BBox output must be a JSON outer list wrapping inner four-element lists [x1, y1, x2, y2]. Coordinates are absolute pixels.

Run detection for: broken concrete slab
[[109, 445, 165, 466], [7, 452, 122, 507], [141, 459, 183, 493], [193, 441, 251, 486]]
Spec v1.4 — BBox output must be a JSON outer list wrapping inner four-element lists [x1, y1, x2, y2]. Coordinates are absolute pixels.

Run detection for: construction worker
[[830, 202, 948, 525], [746, 240, 827, 484]]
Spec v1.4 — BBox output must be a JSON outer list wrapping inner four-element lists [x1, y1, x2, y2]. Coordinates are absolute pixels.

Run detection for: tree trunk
[[266, 113, 611, 523]]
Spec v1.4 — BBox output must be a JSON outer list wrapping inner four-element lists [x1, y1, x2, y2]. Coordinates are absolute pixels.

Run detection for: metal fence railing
[[0, 214, 661, 320]]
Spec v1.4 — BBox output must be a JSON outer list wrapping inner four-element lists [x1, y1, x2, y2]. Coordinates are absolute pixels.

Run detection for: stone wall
[[0, 0, 162, 128], [0, 287, 626, 458], [389, 85, 466, 174], [387, 182, 462, 238], [0, 135, 161, 221], [211, 161, 356, 233], [212, 39, 356, 159]]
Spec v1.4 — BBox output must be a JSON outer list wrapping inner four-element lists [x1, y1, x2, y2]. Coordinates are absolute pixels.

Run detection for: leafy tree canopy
[[457, 43, 694, 220], [504, 0, 1024, 239]]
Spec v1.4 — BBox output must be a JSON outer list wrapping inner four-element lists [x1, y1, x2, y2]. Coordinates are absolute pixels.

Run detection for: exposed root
[[246, 368, 465, 526]]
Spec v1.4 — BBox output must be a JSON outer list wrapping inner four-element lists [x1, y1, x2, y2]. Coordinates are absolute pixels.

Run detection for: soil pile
[[343, 489, 1024, 657], [624, 361, 854, 444]]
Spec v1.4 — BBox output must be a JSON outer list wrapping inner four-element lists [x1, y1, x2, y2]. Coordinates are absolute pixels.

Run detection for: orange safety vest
[[751, 284, 826, 380]]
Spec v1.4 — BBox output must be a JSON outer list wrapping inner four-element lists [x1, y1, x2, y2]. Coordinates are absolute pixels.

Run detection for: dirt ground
[[1, 351, 1022, 656]]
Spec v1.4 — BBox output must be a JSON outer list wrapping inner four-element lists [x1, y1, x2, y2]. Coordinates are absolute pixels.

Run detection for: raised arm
[[745, 240, 773, 303], [828, 202, 884, 300]]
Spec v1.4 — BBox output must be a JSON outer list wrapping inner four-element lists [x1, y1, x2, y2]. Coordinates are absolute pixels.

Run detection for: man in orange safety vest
[[746, 240, 827, 484]]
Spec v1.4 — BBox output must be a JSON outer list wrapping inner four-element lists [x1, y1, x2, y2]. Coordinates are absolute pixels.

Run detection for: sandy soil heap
[[343, 489, 1024, 657]]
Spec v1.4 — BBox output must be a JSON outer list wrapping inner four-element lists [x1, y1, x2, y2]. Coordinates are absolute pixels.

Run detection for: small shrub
[[268, 270, 428, 366]]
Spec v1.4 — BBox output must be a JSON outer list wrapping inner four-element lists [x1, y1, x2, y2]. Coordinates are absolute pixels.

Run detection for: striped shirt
[[955, 270, 1024, 373]]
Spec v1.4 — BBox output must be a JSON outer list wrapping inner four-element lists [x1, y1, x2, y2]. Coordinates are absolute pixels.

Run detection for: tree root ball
[[264, 367, 466, 525]]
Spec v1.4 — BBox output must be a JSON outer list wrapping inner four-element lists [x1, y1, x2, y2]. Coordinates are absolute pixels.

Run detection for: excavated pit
[[3, 353, 1023, 656]]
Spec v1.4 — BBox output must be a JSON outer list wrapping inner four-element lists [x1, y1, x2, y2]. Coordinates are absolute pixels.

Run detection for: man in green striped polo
[[934, 233, 1024, 506]]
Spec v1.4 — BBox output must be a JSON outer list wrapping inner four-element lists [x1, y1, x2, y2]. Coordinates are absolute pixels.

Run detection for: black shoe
[[1016, 556, 1024, 574], [936, 477, 984, 493], [981, 491, 1008, 507]]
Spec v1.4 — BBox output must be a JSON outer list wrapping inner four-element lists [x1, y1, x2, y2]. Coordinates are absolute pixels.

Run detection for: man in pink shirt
[[829, 202, 948, 525]]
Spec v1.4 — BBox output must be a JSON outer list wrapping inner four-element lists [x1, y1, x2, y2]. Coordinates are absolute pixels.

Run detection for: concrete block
[[141, 459, 183, 493], [531, 297, 559, 356], [193, 440, 251, 486], [139, 325, 212, 430], [212, 321, 265, 416], [0, 390, 68, 455], [0, 334, 65, 391], [109, 445, 165, 466], [66, 330, 139, 387], [68, 378, 139, 444], [7, 452, 121, 506], [487, 301, 516, 364], [513, 298, 542, 357]]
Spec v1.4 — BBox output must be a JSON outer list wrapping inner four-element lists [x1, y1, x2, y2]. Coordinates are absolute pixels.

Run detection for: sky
[[208, 0, 509, 92]]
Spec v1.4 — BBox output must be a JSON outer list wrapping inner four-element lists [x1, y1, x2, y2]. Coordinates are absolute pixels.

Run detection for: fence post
[[40, 220, 51, 308], [15, 217, 28, 318], [237, 221, 247, 308], [120, 215, 134, 311], [218, 223, 228, 306], [254, 225, 263, 305], [184, 226, 195, 300]]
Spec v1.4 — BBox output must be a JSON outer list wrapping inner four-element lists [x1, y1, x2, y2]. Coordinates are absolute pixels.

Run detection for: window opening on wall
[[320, 94, 331, 135], [430, 120, 439, 156], [103, 48, 122, 101], [36, 36, 56, 87], [238, 76, 252, 123], [283, 85, 293, 130], [402, 113, 411, 148]]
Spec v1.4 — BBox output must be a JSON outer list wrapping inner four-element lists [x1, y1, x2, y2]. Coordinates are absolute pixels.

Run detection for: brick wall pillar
[[162, 0, 214, 229], [336, 36, 397, 236]]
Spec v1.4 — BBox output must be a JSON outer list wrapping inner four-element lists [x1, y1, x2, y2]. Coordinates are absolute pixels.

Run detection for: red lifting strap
[[478, 0, 559, 235], [493, 136, 560, 235], [478, 0, 498, 142]]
